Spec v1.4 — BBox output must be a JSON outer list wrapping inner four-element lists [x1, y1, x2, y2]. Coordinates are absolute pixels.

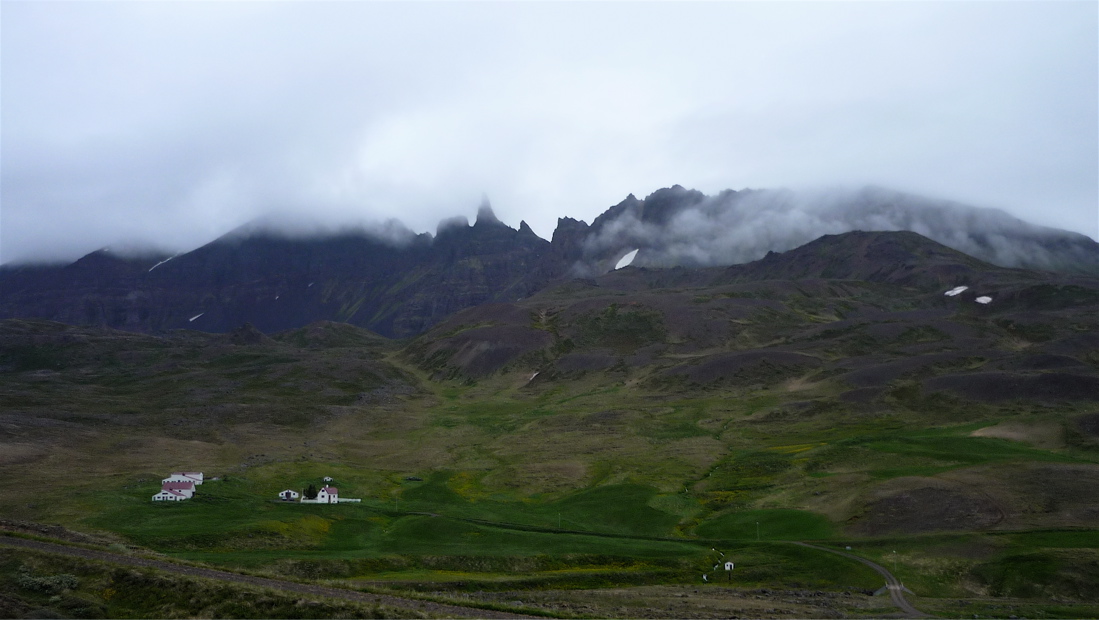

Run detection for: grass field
[[2, 286, 1098, 617], [0, 545, 420, 619], [7, 367, 1097, 609], [74, 468, 892, 594], [694, 509, 835, 540]]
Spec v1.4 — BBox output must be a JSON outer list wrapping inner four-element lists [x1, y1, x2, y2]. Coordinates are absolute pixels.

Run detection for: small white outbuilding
[[164, 472, 203, 485], [279, 489, 300, 501]]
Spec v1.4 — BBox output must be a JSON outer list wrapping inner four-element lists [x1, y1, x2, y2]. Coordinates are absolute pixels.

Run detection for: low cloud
[[2, 2, 1094, 264], [578, 186, 1098, 275]]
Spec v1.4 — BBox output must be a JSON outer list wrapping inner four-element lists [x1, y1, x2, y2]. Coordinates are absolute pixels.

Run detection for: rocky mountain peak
[[518, 220, 538, 237], [474, 197, 504, 228], [638, 185, 707, 225], [723, 229, 996, 290], [436, 215, 471, 237], [2, 185, 1095, 342]]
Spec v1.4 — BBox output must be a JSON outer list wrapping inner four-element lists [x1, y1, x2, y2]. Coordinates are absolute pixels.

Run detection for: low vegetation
[[0, 547, 416, 619], [1, 237, 1097, 617]]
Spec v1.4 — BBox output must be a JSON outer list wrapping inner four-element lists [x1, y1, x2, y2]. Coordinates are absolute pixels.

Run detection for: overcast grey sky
[[2, 1, 1096, 264]]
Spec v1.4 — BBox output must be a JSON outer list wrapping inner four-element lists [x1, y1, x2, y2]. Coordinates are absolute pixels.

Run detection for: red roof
[[162, 481, 194, 491], [321, 486, 338, 494]]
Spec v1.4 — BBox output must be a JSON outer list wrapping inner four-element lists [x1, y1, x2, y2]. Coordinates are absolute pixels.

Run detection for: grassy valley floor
[[2, 255, 1097, 618]]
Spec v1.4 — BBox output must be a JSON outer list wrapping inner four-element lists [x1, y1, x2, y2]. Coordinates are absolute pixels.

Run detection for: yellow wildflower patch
[[767, 443, 822, 454]]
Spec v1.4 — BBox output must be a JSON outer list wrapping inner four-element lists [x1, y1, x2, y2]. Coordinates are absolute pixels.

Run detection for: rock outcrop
[[1, 185, 1095, 338]]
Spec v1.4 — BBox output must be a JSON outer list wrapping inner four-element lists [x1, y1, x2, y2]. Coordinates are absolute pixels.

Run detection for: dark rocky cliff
[[0, 205, 566, 338], [2, 185, 1095, 338]]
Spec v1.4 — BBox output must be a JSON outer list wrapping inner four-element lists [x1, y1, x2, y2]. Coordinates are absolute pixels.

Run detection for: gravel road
[[3, 529, 928, 618], [791, 541, 929, 618]]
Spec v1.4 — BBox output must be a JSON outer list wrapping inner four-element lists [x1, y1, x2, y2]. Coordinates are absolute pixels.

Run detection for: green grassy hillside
[[2, 236, 1097, 617]]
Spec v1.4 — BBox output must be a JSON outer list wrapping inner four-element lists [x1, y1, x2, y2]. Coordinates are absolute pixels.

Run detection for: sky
[[2, 1, 1096, 265]]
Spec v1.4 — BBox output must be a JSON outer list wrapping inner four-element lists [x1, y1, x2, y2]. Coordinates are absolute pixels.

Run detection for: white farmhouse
[[301, 486, 339, 504], [317, 485, 338, 503], [279, 489, 300, 501], [151, 471, 204, 502], [164, 472, 203, 485], [161, 480, 195, 498]]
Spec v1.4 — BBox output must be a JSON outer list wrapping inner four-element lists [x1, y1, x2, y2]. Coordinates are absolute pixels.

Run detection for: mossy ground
[[0, 546, 415, 619], [1, 275, 1097, 616]]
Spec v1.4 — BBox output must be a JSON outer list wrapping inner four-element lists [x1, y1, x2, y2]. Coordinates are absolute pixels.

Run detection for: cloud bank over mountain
[[2, 2, 1095, 264], [576, 186, 1098, 276]]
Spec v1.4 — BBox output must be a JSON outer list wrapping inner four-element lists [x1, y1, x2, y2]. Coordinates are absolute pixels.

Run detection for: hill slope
[[0, 206, 560, 338], [1, 229, 1097, 612], [1, 186, 1095, 338]]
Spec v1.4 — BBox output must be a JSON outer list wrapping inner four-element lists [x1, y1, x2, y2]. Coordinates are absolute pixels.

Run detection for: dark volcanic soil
[[923, 372, 1099, 402], [1077, 413, 1099, 437], [665, 351, 821, 384], [848, 487, 1004, 536]]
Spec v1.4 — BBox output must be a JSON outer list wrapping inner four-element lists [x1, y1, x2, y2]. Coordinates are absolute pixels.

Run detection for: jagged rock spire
[[475, 194, 503, 227]]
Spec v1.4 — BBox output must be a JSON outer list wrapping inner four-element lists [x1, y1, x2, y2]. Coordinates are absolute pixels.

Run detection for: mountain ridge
[[406, 228, 1098, 382], [0, 221, 1097, 607], [1, 185, 1095, 338]]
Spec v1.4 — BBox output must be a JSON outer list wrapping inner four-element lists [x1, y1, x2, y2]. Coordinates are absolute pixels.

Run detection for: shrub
[[16, 566, 79, 593]]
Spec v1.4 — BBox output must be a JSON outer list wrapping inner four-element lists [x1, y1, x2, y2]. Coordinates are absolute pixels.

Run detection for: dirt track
[[791, 542, 928, 618], [0, 535, 536, 619], [3, 530, 928, 618]]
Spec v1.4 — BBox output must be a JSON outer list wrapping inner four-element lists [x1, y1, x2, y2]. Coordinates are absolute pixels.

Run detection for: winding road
[[4, 529, 928, 618], [791, 542, 929, 618]]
